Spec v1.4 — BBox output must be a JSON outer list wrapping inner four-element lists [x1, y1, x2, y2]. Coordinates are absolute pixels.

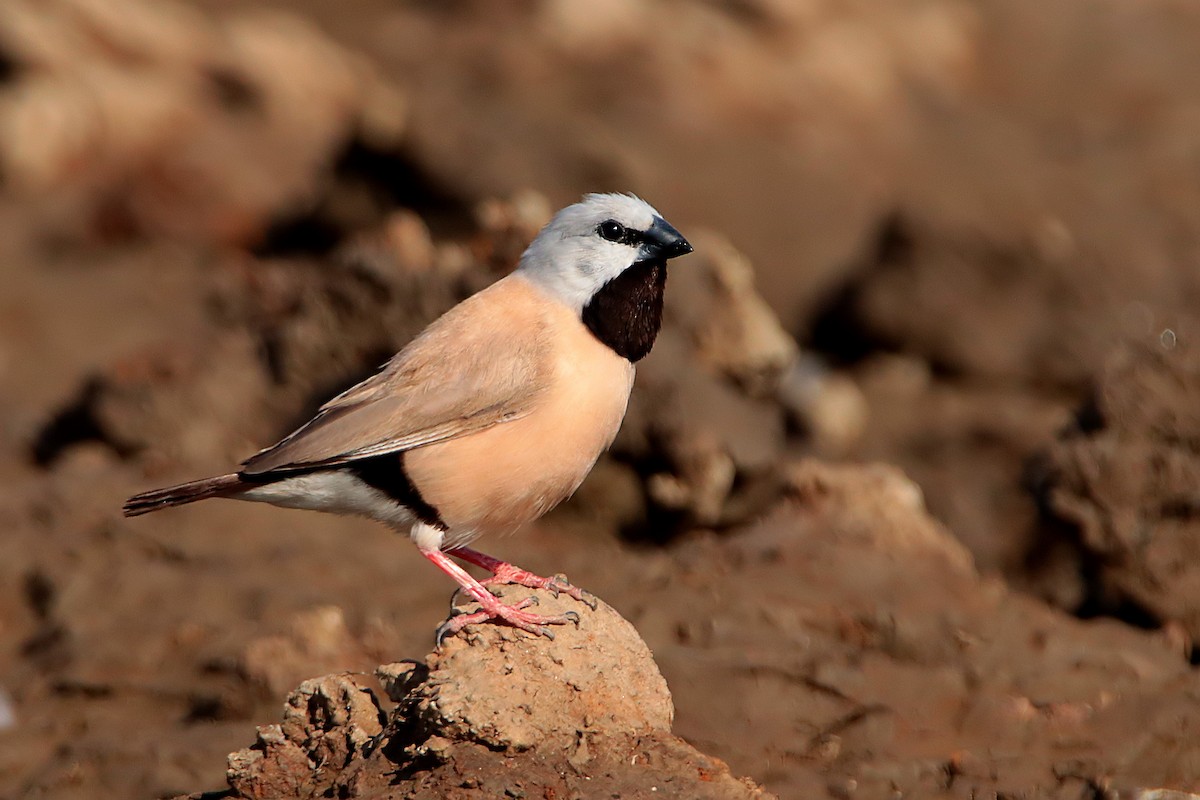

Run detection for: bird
[[124, 193, 693, 643]]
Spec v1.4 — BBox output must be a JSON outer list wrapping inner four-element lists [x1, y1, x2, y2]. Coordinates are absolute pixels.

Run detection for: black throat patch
[[581, 260, 667, 362]]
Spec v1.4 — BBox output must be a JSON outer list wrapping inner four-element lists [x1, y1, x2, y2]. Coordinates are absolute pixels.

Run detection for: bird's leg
[[445, 546, 598, 609], [421, 547, 580, 646]]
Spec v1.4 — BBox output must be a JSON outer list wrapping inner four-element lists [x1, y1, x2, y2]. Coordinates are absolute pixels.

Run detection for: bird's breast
[[404, 298, 635, 543]]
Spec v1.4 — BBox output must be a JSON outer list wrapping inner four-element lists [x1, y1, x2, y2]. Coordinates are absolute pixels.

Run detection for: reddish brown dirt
[[212, 590, 769, 800], [4, 1, 1200, 798]]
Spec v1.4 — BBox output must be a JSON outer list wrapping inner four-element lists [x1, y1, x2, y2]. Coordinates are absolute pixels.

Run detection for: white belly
[[237, 470, 415, 529]]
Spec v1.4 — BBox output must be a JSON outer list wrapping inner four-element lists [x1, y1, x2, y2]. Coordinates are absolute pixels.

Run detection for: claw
[[434, 620, 453, 649], [545, 573, 596, 610], [563, 610, 580, 626], [539, 627, 555, 640]]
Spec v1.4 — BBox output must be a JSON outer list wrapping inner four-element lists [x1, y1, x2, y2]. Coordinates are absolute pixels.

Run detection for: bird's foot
[[424, 545, 586, 647], [481, 564, 599, 610], [446, 546, 598, 610], [436, 593, 580, 648]]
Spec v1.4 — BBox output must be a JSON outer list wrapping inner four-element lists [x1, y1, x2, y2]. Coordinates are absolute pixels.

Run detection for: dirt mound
[[215, 590, 769, 800], [1030, 341, 1200, 645], [646, 460, 1200, 797], [162, 459, 1200, 799]]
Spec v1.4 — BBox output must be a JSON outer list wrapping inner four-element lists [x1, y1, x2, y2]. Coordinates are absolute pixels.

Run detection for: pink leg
[[422, 547, 581, 646], [446, 546, 597, 609]]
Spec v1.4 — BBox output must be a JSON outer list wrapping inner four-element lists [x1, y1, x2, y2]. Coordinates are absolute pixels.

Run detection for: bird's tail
[[123, 473, 246, 517]]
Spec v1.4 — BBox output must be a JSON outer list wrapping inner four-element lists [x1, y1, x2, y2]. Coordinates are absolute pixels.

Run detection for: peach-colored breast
[[404, 276, 635, 543]]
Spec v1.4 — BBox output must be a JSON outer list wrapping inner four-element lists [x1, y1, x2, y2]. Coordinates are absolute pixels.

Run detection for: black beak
[[641, 217, 693, 262]]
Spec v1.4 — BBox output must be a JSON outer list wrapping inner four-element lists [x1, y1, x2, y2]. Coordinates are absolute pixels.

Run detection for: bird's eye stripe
[[597, 220, 645, 247]]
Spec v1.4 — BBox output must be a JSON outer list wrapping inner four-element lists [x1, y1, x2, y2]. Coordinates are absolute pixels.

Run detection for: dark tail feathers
[[123, 473, 246, 517]]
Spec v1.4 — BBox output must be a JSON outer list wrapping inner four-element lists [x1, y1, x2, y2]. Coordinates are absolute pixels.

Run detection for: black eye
[[598, 220, 626, 242]]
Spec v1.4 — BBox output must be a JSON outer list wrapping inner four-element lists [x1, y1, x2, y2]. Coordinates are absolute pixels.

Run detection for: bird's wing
[[240, 280, 552, 475]]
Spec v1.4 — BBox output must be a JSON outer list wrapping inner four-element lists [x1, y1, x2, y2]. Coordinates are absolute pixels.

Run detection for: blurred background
[[3, 0, 1200, 797]]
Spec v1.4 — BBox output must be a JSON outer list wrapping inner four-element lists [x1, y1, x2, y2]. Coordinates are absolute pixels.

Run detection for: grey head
[[517, 193, 693, 361]]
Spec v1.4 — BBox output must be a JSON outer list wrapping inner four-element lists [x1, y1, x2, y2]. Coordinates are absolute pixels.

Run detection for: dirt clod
[[420, 586, 673, 750], [227, 672, 384, 800], [1031, 341, 1200, 639], [221, 591, 771, 800]]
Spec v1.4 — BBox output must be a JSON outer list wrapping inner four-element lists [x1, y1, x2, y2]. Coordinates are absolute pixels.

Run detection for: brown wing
[[240, 278, 551, 475]]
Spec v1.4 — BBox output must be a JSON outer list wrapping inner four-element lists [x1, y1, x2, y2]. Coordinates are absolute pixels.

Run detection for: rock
[[620, 325, 790, 533], [777, 354, 870, 454], [667, 232, 798, 396], [279, 674, 385, 770], [781, 458, 975, 574], [412, 585, 673, 751], [227, 673, 384, 800], [599, 232, 800, 532], [1029, 341, 1200, 639], [218, 587, 773, 799]]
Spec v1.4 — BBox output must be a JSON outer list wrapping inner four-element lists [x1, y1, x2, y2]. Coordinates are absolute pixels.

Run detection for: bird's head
[[517, 193, 693, 361], [518, 193, 692, 313]]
